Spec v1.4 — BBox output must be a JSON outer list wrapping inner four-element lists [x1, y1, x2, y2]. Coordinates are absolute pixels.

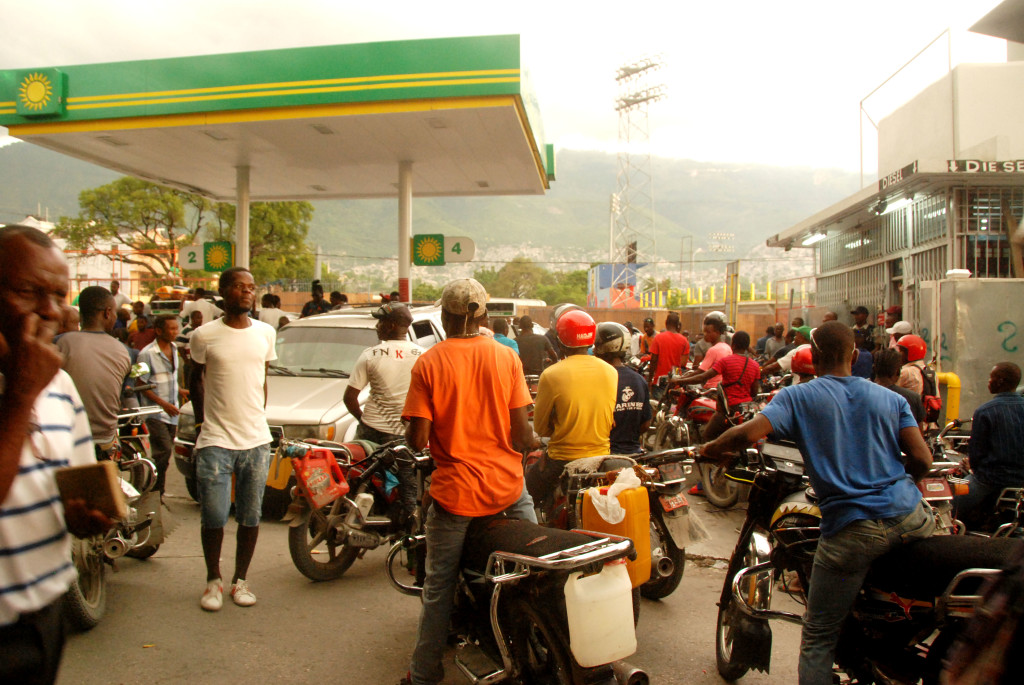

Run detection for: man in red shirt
[[679, 330, 761, 440], [400, 278, 537, 685], [648, 312, 690, 394]]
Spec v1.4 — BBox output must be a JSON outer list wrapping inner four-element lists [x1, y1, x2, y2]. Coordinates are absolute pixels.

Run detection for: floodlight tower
[[611, 56, 666, 295]]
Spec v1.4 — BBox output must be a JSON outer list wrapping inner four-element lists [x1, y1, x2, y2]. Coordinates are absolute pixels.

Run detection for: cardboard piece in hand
[[56, 461, 127, 521]]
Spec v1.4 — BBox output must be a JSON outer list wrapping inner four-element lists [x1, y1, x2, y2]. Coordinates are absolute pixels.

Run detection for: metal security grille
[[911, 245, 948, 283], [952, 187, 1022, 278], [815, 262, 887, 312], [819, 210, 908, 272], [912, 193, 948, 246]]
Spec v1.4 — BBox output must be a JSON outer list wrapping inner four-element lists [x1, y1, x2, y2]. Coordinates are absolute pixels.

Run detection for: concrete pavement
[[56, 469, 799, 684]]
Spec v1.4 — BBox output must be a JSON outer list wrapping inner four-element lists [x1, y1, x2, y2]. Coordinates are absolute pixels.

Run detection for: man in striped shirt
[[0, 225, 96, 684]]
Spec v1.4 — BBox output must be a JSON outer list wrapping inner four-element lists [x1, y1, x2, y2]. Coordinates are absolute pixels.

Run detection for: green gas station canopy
[[0, 35, 554, 202]]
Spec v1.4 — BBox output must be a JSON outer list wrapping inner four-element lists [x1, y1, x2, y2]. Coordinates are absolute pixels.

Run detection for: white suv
[[173, 306, 445, 514]]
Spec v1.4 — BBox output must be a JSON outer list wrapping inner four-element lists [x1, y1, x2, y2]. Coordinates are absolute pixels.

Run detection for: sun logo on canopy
[[18, 72, 53, 111], [415, 236, 443, 265], [205, 243, 231, 271]]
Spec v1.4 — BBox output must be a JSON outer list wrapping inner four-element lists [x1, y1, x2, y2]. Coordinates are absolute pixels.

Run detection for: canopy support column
[[236, 165, 250, 270], [398, 161, 412, 302]]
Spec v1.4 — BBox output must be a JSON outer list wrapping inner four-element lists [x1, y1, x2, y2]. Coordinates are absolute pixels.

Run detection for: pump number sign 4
[[411, 235, 475, 266]]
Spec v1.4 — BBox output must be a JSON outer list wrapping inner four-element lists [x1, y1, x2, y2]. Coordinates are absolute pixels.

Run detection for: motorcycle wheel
[[640, 516, 685, 600], [63, 536, 106, 631], [507, 597, 575, 685], [653, 418, 694, 452], [716, 535, 772, 681], [287, 488, 365, 582], [716, 589, 753, 681], [699, 461, 740, 509]]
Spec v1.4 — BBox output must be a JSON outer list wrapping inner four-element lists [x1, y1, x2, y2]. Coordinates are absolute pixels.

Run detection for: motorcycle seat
[[461, 516, 598, 576], [562, 455, 637, 476], [866, 535, 1022, 601]]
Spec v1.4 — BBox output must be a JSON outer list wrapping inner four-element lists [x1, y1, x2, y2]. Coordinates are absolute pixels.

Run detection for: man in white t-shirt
[[110, 279, 132, 311], [343, 302, 424, 444], [188, 267, 277, 613], [762, 326, 812, 383], [181, 287, 222, 325], [257, 293, 288, 330]]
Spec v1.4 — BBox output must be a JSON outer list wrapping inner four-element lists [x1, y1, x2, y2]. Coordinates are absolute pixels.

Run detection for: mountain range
[[0, 141, 857, 285]]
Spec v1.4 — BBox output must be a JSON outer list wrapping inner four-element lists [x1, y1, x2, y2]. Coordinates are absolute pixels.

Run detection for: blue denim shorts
[[195, 443, 272, 528]]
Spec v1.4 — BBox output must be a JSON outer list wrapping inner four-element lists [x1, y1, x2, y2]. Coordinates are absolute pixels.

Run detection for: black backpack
[[920, 366, 942, 423]]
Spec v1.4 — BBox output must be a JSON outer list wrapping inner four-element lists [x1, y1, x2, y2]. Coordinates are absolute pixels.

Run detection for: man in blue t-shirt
[[701, 321, 933, 685], [595, 322, 651, 454]]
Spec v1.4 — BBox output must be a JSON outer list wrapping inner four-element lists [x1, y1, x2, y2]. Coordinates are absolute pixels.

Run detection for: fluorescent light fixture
[[802, 233, 827, 246], [880, 196, 914, 216], [845, 238, 872, 249]]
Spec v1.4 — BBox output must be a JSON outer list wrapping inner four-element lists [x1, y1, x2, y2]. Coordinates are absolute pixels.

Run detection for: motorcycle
[[387, 511, 650, 685], [534, 447, 700, 601], [63, 399, 166, 630], [280, 438, 427, 582], [651, 381, 756, 508], [711, 439, 1021, 683]]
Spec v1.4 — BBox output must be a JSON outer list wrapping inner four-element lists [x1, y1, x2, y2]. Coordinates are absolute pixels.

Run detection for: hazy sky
[[0, 0, 1008, 173]]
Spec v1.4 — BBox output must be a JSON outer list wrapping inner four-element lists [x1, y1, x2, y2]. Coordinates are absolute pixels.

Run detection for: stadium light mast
[[611, 56, 666, 301]]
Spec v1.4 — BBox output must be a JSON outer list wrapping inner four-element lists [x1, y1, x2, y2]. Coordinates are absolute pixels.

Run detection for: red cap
[[885, 305, 902, 315]]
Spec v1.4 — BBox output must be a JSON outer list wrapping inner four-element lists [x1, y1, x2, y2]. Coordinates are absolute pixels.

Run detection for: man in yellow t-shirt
[[526, 309, 618, 504]]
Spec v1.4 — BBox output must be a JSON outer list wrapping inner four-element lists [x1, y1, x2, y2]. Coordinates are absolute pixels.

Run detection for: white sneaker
[[200, 579, 223, 611], [231, 579, 256, 607]]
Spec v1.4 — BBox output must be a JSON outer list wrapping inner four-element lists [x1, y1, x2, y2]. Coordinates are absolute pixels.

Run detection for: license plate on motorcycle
[[660, 493, 688, 512], [659, 461, 685, 481], [917, 477, 953, 501]]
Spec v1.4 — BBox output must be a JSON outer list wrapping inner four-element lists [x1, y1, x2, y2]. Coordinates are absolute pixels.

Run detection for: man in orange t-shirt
[[401, 278, 537, 685]]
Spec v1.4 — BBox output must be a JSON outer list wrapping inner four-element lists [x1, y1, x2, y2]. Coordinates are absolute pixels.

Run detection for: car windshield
[[273, 325, 378, 377]]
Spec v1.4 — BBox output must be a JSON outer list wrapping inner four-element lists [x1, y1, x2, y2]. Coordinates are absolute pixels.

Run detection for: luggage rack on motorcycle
[[936, 567, 1002, 620], [484, 532, 634, 585]]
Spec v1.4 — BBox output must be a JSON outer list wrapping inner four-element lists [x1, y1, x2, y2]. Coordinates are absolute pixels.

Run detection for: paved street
[[57, 470, 801, 684]]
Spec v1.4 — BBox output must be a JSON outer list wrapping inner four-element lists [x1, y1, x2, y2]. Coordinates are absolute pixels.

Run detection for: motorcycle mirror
[[129, 362, 150, 379]]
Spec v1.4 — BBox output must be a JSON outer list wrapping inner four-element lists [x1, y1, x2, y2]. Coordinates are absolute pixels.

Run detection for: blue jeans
[[195, 444, 272, 528], [798, 500, 935, 685], [410, 484, 534, 685]]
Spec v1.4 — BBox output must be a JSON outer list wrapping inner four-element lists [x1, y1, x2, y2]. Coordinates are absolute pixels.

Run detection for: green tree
[[535, 269, 588, 305], [412, 282, 442, 302], [207, 201, 315, 284], [55, 177, 210, 278], [474, 257, 552, 299]]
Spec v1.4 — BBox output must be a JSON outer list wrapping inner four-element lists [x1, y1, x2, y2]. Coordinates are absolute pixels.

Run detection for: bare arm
[[898, 425, 932, 481], [679, 367, 715, 386], [647, 354, 659, 383], [701, 414, 774, 462], [0, 315, 61, 503], [510, 405, 538, 452], [406, 416, 431, 452], [343, 386, 362, 424], [188, 361, 206, 425]]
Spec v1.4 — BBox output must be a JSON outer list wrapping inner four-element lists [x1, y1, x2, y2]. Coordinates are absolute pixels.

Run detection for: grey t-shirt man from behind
[[56, 286, 131, 444]]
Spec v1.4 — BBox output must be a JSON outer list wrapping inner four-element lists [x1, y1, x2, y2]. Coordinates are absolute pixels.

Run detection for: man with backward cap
[[399, 278, 539, 685]]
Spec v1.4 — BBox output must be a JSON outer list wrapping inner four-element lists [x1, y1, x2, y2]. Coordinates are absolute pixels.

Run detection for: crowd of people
[[2, 238, 1022, 685]]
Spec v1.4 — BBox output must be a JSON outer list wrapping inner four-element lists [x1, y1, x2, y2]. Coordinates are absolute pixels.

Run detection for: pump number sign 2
[[411, 235, 475, 266]]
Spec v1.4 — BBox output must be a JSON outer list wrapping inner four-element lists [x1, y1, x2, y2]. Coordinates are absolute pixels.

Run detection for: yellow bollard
[[936, 372, 961, 422]]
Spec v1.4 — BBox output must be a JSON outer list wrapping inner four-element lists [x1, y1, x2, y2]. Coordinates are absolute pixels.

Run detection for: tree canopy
[[56, 177, 315, 284], [473, 257, 588, 305]]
